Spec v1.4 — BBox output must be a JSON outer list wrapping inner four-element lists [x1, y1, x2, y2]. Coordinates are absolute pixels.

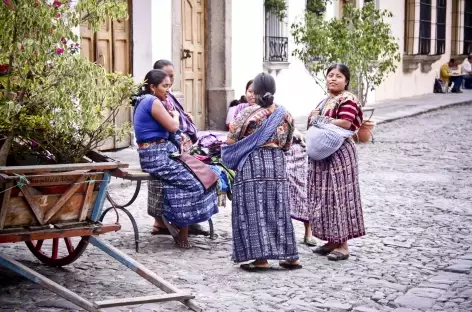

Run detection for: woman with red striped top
[[307, 63, 365, 261]]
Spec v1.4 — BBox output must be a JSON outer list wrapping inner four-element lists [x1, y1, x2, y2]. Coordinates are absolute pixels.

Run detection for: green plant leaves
[[291, 2, 401, 105]]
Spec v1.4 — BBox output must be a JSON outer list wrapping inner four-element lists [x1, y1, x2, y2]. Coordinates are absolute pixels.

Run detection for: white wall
[[372, 0, 452, 102], [132, 0, 172, 83], [231, 0, 265, 100], [275, 0, 325, 117]]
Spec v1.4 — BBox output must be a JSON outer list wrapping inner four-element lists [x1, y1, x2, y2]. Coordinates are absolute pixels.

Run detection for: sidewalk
[[106, 90, 472, 171], [294, 89, 472, 130]]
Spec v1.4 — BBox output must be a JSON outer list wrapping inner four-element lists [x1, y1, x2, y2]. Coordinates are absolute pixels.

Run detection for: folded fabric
[[221, 106, 287, 170], [306, 116, 355, 161]]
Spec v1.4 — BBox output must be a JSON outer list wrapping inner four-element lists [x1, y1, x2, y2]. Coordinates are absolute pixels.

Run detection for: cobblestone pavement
[[1, 104, 472, 312]]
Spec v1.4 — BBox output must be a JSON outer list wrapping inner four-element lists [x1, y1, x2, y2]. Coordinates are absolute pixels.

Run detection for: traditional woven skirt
[[148, 179, 164, 219], [138, 141, 218, 227], [307, 139, 365, 243], [147, 133, 193, 220], [231, 147, 299, 262], [285, 143, 309, 222]]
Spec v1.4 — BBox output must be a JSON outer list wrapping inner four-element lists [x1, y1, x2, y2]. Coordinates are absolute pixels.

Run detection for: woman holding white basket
[[306, 63, 365, 261]]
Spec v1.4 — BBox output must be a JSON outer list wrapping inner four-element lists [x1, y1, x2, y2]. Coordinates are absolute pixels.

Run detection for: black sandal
[[279, 261, 302, 270], [240, 262, 270, 272], [188, 224, 210, 236], [150, 226, 171, 235], [312, 245, 333, 255], [327, 250, 349, 261]]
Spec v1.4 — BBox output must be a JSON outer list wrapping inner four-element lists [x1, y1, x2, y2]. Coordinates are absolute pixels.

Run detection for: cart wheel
[[25, 236, 90, 267]]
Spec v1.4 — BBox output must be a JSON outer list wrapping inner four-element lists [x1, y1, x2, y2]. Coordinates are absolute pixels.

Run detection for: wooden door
[[182, 0, 206, 129], [80, 12, 131, 150]]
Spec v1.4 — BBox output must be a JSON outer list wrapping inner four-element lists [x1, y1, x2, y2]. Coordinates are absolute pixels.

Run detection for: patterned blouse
[[228, 105, 294, 151], [316, 91, 364, 131]]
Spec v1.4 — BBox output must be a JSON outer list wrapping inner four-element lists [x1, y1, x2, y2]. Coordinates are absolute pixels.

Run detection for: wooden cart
[[0, 162, 202, 312]]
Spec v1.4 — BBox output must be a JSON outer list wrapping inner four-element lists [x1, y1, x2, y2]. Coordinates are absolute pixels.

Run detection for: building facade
[[79, 0, 472, 148]]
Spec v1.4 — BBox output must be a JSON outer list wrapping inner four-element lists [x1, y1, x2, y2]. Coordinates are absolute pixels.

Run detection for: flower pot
[[353, 120, 375, 143]]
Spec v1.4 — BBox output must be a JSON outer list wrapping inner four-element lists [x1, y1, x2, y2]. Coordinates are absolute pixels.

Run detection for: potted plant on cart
[[292, 1, 400, 143], [0, 0, 136, 265], [0, 2, 205, 311]]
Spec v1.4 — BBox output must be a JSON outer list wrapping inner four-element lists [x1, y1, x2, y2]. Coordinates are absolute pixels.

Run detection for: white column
[[132, 0, 172, 83]]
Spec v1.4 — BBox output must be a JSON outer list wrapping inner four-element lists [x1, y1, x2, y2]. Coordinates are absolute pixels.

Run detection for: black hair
[[252, 73, 275, 108], [239, 95, 248, 103], [246, 79, 254, 91], [468, 55, 472, 60], [326, 63, 351, 90], [153, 59, 173, 70], [138, 69, 169, 96], [449, 58, 456, 64], [132, 69, 169, 107], [229, 99, 240, 107]]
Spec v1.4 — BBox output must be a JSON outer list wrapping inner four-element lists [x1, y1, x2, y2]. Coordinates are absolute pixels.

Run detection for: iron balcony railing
[[264, 36, 289, 62]]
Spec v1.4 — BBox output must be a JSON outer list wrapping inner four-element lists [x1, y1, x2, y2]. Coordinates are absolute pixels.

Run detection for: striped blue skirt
[[138, 141, 218, 227], [231, 147, 299, 262]]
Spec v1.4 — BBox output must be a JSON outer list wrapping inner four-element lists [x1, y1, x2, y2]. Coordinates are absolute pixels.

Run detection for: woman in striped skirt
[[307, 64, 365, 261], [226, 73, 301, 271], [285, 131, 318, 246], [134, 69, 218, 248]]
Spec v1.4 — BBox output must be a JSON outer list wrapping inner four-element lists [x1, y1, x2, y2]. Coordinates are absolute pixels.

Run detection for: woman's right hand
[[308, 109, 321, 124], [309, 109, 321, 118]]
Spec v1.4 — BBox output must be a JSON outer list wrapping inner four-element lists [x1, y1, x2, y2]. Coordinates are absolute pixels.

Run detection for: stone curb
[[371, 99, 472, 125]]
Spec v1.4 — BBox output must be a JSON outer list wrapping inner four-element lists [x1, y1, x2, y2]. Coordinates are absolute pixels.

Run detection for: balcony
[[263, 36, 289, 63]]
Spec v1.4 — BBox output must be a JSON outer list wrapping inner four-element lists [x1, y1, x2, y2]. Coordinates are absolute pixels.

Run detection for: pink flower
[[75, 43, 80, 47], [34, 51, 38, 57], [61, 37, 67, 44], [3, 0, 10, 5], [0, 64, 9, 73], [56, 48, 64, 55], [56, 13, 61, 18], [20, 44, 24, 51], [53, 0, 62, 9]]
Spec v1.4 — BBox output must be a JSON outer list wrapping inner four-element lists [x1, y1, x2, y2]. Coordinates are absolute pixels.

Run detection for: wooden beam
[[0, 162, 128, 174], [94, 293, 194, 308], [43, 175, 89, 223], [0, 182, 13, 229], [0, 254, 100, 312], [89, 236, 203, 312], [0, 223, 120, 244], [79, 175, 96, 221], [20, 187, 44, 225]]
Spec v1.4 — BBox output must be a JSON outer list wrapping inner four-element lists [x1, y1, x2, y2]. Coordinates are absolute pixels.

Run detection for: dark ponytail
[[252, 72, 276, 108]]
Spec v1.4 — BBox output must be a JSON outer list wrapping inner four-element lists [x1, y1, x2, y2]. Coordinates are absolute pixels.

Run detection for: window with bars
[[404, 0, 415, 55], [436, 0, 446, 55], [264, 11, 288, 62], [464, 0, 472, 55], [419, 0, 432, 55]]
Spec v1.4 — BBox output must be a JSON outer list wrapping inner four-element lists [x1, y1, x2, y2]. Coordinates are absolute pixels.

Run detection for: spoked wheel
[[25, 236, 90, 267]]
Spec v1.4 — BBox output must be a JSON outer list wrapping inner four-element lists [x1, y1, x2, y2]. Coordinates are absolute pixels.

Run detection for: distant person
[[233, 80, 256, 118], [225, 95, 247, 129], [461, 55, 472, 89], [440, 59, 463, 93]]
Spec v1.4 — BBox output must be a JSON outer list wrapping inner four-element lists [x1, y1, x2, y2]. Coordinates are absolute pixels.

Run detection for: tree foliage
[[264, 0, 287, 21], [0, 0, 136, 165], [291, 2, 400, 106]]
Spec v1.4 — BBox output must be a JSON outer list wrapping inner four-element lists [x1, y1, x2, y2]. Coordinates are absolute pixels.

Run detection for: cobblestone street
[[1, 104, 472, 312]]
